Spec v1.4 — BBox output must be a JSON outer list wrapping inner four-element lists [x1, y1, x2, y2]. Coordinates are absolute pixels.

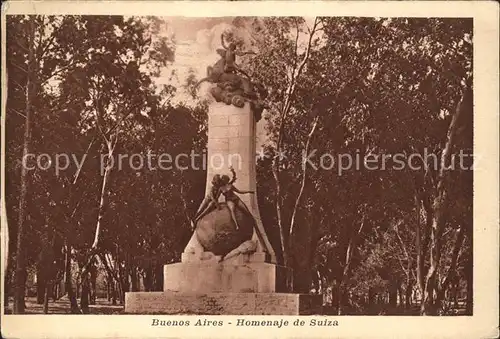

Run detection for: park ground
[[4, 296, 124, 314], [3, 297, 468, 315]]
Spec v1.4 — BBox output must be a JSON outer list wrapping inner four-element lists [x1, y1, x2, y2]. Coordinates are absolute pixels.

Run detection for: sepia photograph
[[0, 1, 498, 338]]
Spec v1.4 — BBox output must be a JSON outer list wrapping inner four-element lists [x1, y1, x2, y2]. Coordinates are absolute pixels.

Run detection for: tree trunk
[[90, 263, 97, 304], [405, 280, 413, 309], [111, 281, 117, 305], [287, 117, 319, 270], [4, 266, 11, 307], [43, 282, 51, 314], [465, 257, 473, 315], [421, 83, 471, 315], [36, 269, 45, 304], [117, 281, 122, 305], [106, 279, 111, 301], [414, 193, 426, 311], [435, 225, 465, 311], [100, 252, 125, 304], [120, 264, 130, 305], [13, 17, 36, 315], [311, 270, 320, 295], [422, 198, 445, 315], [272, 164, 287, 266], [130, 266, 138, 292], [367, 288, 375, 314], [154, 264, 163, 291], [336, 280, 344, 315], [452, 279, 459, 309], [337, 215, 366, 315], [64, 242, 80, 313], [53, 284, 58, 302], [92, 139, 116, 250], [144, 266, 152, 292], [270, 19, 320, 269], [76, 276, 80, 299], [118, 280, 124, 305], [69, 138, 116, 296], [398, 283, 404, 308], [388, 280, 398, 313], [80, 276, 90, 314]]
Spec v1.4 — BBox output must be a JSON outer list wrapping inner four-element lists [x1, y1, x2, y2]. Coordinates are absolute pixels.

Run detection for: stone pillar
[[183, 100, 276, 263], [125, 55, 324, 315]]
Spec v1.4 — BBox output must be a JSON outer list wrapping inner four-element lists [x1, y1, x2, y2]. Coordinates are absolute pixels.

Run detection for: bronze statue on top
[[194, 33, 268, 122], [219, 34, 256, 77]]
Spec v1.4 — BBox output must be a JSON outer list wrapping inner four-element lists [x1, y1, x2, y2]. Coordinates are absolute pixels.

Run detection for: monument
[[125, 34, 322, 315]]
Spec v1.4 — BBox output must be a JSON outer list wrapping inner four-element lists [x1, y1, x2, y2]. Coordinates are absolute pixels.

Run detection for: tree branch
[[72, 135, 97, 184], [343, 212, 366, 279], [395, 222, 410, 261], [11, 79, 27, 92], [10, 61, 28, 74], [39, 30, 57, 60], [272, 19, 320, 264], [94, 94, 110, 145], [8, 107, 28, 119], [40, 61, 79, 86], [437, 84, 471, 187], [99, 253, 121, 285], [288, 115, 319, 240], [179, 171, 193, 226]]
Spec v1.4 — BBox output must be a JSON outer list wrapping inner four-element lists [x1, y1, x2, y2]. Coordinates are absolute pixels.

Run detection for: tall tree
[[5, 15, 180, 313], [231, 17, 324, 275]]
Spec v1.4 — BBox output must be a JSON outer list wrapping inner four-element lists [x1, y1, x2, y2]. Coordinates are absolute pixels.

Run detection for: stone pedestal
[[124, 98, 323, 315], [183, 101, 276, 262], [164, 254, 292, 294], [125, 254, 322, 315], [125, 292, 322, 315]]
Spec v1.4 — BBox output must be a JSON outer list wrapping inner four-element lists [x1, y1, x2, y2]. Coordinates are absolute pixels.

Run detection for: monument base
[[124, 253, 320, 315], [165, 253, 291, 293], [125, 292, 322, 315]]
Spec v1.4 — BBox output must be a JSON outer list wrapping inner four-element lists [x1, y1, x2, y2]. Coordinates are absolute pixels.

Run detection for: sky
[[156, 16, 317, 102], [157, 17, 236, 103], [156, 17, 269, 146]]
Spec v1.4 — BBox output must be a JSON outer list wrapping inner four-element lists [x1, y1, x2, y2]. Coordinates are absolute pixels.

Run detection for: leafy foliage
[[5, 16, 472, 315]]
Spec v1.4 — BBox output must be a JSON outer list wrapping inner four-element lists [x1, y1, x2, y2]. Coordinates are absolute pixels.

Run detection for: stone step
[[125, 292, 322, 315]]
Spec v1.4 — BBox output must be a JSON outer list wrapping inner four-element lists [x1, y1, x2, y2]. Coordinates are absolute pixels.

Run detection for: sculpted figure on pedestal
[[194, 33, 268, 122], [219, 33, 256, 78], [188, 168, 274, 261], [184, 33, 276, 262]]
